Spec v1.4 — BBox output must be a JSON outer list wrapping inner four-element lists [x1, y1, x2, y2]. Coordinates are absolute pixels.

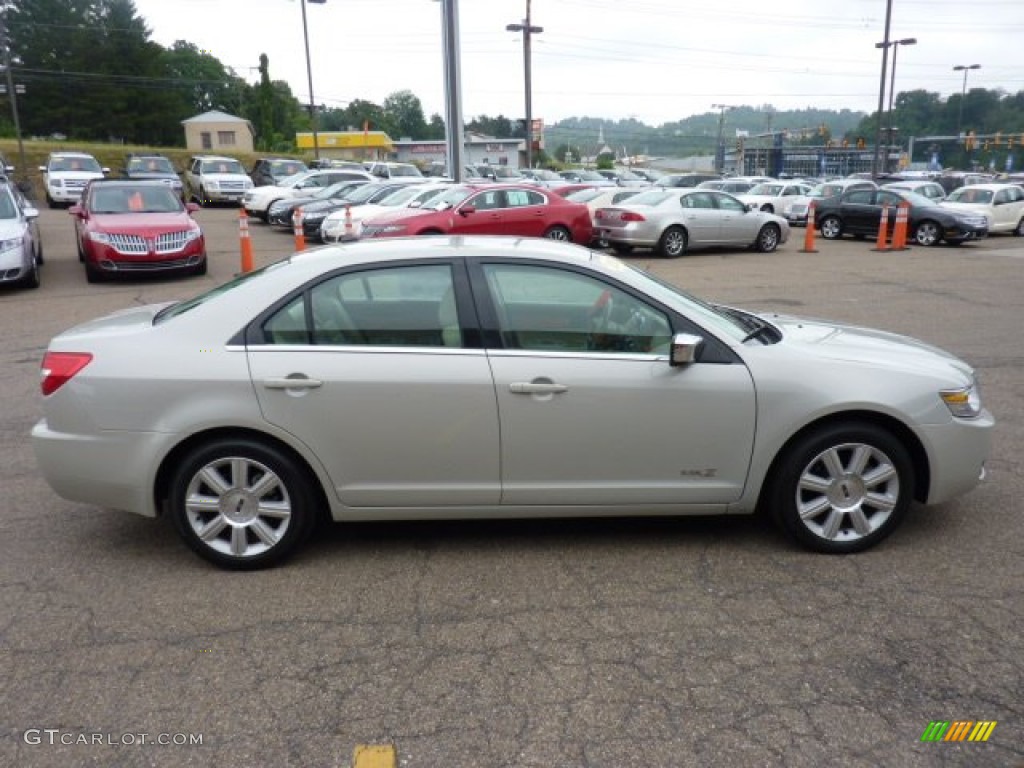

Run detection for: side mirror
[[38, 165, 47, 173], [102, 167, 111, 175], [746, 203, 758, 212], [459, 204, 476, 216], [23, 206, 39, 220], [186, 202, 200, 214], [669, 333, 703, 366], [68, 204, 85, 217]]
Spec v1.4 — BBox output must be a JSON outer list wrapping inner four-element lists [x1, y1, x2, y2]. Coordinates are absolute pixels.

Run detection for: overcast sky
[[132, 0, 1023, 126]]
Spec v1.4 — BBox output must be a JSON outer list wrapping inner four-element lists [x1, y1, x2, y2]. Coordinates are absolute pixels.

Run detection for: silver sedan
[[594, 188, 790, 257], [32, 237, 992, 569]]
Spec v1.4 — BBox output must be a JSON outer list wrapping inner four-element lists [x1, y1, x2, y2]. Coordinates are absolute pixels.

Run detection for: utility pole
[[300, 0, 326, 160], [439, 0, 465, 180], [507, 0, 543, 169], [712, 104, 736, 174], [0, 9, 27, 187], [871, 0, 893, 179]]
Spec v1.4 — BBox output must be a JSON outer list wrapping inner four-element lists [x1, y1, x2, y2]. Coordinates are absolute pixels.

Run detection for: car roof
[[49, 151, 96, 158], [950, 182, 1019, 191]]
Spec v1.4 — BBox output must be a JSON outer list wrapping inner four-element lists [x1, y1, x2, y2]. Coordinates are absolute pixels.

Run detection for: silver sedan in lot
[[595, 188, 790, 257], [32, 237, 992, 569]]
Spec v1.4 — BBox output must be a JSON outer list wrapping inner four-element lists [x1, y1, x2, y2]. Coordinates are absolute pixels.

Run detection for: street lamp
[[875, 37, 916, 172], [300, 0, 326, 160], [871, 0, 894, 179], [507, 0, 542, 169], [712, 104, 736, 174], [953, 64, 981, 140]]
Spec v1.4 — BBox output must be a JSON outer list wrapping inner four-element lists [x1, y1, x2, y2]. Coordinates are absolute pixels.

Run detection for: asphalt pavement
[[1, 207, 1022, 767]]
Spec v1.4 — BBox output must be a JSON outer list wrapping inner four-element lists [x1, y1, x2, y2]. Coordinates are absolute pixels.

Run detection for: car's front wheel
[[169, 438, 317, 569], [754, 224, 781, 253], [657, 226, 687, 258], [771, 422, 914, 554], [820, 216, 843, 239], [914, 220, 941, 246], [1013, 217, 1024, 237]]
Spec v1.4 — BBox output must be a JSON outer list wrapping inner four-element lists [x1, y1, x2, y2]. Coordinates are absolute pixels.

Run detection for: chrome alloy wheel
[[795, 442, 899, 544], [183, 456, 292, 559], [914, 220, 941, 246]]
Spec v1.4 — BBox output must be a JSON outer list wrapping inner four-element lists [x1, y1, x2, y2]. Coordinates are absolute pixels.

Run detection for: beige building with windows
[[182, 110, 255, 154]]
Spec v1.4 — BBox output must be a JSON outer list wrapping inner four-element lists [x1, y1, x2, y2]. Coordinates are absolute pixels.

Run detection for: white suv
[[39, 152, 108, 208], [185, 155, 253, 206]]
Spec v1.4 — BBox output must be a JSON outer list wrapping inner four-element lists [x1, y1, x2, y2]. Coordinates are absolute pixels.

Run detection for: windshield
[[592, 252, 751, 342], [389, 165, 423, 178], [272, 161, 307, 177], [425, 186, 474, 210], [343, 183, 393, 204], [89, 185, 182, 214], [154, 261, 290, 324], [946, 188, 993, 204], [622, 189, 673, 206], [52, 155, 102, 173], [749, 183, 783, 196], [379, 185, 429, 206], [577, 171, 606, 181], [128, 157, 174, 174], [202, 159, 245, 175], [531, 169, 561, 180], [566, 189, 603, 203]]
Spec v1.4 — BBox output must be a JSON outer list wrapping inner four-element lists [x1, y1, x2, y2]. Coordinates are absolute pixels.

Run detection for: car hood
[[763, 312, 973, 382], [0, 218, 27, 238], [362, 207, 444, 226], [90, 212, 195, 231], [47, 171, 103, 181]]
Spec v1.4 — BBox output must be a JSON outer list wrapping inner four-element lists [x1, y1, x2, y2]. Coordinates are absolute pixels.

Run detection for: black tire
[[76, 238, 85, 263], [543, 225, 572, 242], [84, 261, 105, 283], [819, 215, 843, 240], [770, 422, 914, 554], [754, 223, 781, 253], [168, 438, 318, 570], [656, 225, 687, 258], [46, 193, 57, 209], [196, 187, 207, 208], [35, 242, 44, 265], [611, 243, 633, 255], [194, 257, 208, 276], [1014, 217, 1024, 237], [20, 259, 40, 290]]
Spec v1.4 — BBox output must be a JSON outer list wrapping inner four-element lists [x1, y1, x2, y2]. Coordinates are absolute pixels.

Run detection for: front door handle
[[510, 382, 568, 395], [263, 376, 323, 390]]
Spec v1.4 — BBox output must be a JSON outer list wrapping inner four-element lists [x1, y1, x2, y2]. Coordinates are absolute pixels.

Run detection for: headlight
[[379, 224, 407, 233], [87, 231, 112, 245], [0, 236, 24, 252], [940, 383, 982, 419], [183, 228, 203, 243], [302, 211, 327, 223], [206, 181, 220, 190]]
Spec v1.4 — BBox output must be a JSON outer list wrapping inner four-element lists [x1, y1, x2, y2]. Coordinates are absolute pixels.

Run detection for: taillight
[[619, 211, 646, 222], [40, 352, 93, 396]]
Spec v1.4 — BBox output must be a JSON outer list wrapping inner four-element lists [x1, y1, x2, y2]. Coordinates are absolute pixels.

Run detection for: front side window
[[482, 264, 672, 355], [262, 264, 460, 348], [714, 193, 746, 212]]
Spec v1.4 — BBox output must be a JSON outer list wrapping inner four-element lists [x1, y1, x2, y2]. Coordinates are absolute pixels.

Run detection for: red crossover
[[70, 181, 207, 283], [360, 183, 594, 244]]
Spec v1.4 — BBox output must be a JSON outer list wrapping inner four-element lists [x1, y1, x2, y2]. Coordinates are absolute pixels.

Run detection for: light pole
[[953, 64, 981, 140], [875, 37, 916, 173], [507, 0, 542, 169], [712, 104, 736, 174], [300, 0, 326, 160]]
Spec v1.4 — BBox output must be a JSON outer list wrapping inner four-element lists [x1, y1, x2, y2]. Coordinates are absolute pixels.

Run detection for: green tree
[[383, 89, 427, 139]]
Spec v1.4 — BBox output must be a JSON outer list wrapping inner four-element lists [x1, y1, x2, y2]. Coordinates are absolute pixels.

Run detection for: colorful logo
[[921, 721, 997, 742]]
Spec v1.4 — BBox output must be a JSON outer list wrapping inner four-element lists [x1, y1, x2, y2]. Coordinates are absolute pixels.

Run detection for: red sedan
[[360, 184, 593, 244], [70, 180, 207, 283]]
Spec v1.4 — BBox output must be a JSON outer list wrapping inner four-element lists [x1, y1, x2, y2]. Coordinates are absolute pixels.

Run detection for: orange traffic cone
[[293, 207, 306, 252], [799, 201, 818, 253], [239, 209, 254, 273], [872, 204, 891, 252], [891, 201, 911, 250], [343, 204, 355, 240]]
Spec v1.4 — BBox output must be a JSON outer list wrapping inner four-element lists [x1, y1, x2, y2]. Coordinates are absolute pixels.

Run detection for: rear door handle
[[510, 382, 568, 394], [263, 376, 323, 390]]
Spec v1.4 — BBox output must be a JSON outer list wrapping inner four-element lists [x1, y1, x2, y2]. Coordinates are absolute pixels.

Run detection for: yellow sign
[[295, 132, 393, 151]]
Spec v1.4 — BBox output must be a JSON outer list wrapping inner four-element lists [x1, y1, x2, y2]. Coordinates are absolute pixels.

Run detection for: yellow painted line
[[353, 744, 397, 768]]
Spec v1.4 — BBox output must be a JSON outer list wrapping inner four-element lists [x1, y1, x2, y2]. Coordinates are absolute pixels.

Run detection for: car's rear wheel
[[544, 225, 571, 241], [820, 215, 843, 239], [914, 220, 941, 246], [657, 226, 687, 258], [169, 438, 317, 569], [754, 223, 781, 253], [771, 422, 913, 554], [1014, 217, 1024, 237]]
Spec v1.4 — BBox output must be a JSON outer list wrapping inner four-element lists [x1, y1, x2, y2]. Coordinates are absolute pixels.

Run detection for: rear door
[[247, 261, 500, 509]]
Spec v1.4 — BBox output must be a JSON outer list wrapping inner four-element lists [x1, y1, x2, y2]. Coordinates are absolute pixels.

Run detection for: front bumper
[[918, 409, 994, 504]]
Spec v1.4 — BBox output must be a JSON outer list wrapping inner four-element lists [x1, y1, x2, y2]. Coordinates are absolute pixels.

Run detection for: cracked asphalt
[[1, 207, 1021, 767]]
